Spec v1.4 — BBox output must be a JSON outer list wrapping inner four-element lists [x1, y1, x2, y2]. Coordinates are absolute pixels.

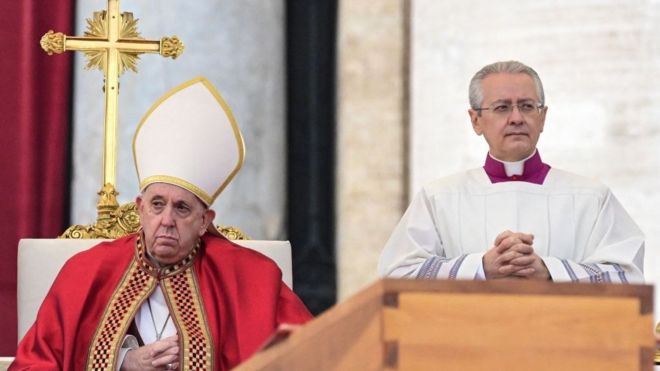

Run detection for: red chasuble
[[11, 233, 312, 370]]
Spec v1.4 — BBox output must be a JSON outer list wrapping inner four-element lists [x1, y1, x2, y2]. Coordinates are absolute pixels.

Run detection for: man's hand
[[510, 252, 550, 280], [483, 230, 551, 280], [121, 335, 180, 371], [483, 230, 535, 279]]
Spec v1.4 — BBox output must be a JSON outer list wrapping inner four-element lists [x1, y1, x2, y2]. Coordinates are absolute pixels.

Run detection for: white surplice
[[378, 167, 645, 283]]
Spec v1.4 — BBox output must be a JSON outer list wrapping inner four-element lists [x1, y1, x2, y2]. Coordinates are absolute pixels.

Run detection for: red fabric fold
[[0, 1, 73, 354], [12, 234, 312, 369]]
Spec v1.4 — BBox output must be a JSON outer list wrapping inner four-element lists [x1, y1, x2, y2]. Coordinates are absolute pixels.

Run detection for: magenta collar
[[483, 151, 551, 184]]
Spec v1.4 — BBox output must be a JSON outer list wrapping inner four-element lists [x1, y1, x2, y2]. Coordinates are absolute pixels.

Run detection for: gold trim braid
[[87, 260, 156, 370], [87, 236, 215, 370], [162, 269, 214, 370]]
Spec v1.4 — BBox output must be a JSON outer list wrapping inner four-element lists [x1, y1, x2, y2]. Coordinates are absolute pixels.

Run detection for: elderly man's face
[[468, 72, 547, 161], [136, 183, 215, 265]]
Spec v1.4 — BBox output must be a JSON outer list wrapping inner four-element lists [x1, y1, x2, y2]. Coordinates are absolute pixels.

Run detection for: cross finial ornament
[[40, 0, 184, 238]]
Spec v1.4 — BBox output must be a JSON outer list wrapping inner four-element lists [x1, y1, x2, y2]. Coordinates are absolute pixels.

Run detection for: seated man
[[11, 78, 312, 370], [378, 61, 644, 283]]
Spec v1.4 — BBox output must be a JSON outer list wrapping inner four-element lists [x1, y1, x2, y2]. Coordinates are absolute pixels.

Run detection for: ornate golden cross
[[40, 0, 183, 237]]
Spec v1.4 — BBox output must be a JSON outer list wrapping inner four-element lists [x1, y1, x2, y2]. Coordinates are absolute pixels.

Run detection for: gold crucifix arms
[[39, 0, 184, 190], [39, 0, 184, 237], [40, 6, 183, 76]]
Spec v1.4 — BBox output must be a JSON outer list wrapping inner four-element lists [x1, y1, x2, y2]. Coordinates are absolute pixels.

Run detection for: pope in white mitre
[[379, 61, 644, 283], [12, 78, 312, 370]]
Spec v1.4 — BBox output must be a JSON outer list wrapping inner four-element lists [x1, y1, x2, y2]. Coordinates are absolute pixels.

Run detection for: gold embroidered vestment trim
[[86, 237, 213, 370]]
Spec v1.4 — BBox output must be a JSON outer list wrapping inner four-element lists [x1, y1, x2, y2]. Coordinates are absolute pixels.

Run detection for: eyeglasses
[[474, 100, 544, 117]]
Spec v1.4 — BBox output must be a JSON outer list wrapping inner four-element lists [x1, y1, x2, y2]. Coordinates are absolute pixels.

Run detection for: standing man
[[378, 61, 644, 283], [12, 78, 312, 370]]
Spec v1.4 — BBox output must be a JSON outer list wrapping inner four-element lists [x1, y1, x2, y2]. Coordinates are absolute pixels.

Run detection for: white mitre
[[133, 77, 245, 207]]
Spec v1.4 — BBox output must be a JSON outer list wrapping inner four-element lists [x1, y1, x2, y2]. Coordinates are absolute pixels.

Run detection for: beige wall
[[336, 0, 410, 299]]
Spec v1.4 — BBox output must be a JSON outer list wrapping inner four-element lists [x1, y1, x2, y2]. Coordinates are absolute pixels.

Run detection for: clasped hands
[[121, 335, 179, 371], [483, 230, 550, 280]]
